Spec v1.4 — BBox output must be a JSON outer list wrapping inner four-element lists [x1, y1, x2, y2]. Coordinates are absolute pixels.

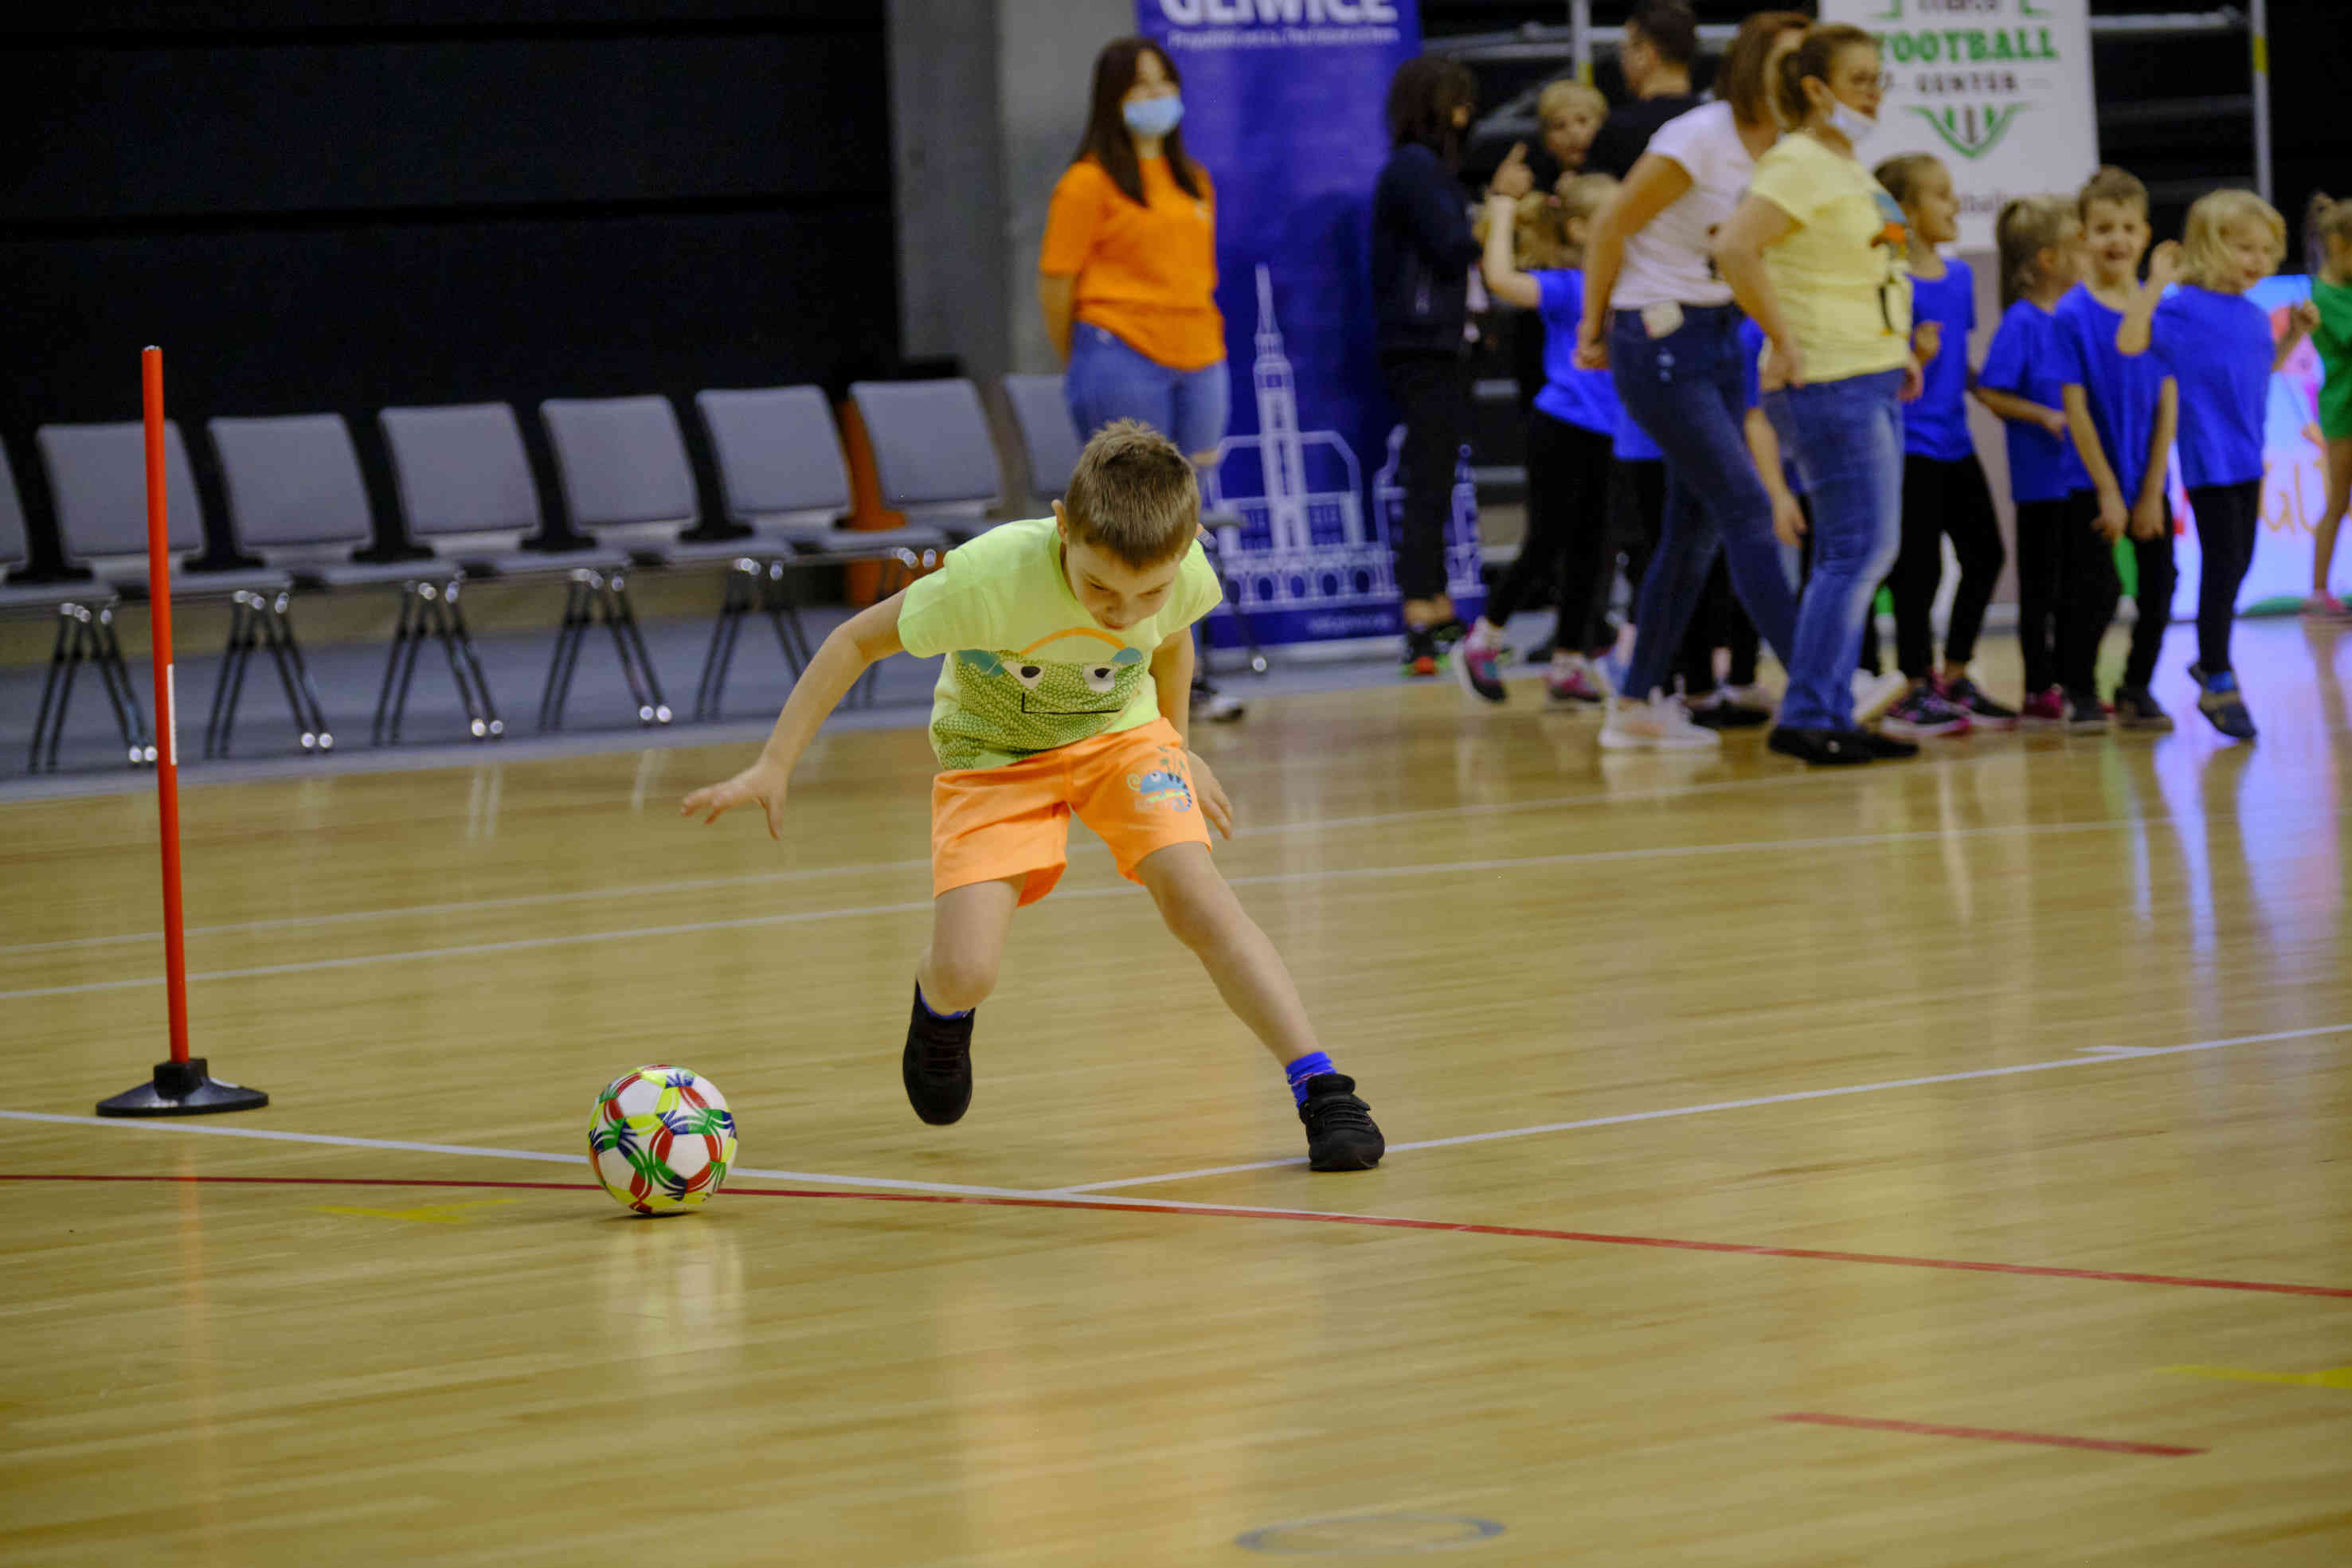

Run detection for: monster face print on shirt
[[947, 632, 1150, 764]]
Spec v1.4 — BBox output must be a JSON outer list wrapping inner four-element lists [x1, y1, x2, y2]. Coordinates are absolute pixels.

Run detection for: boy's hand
[[2036, 405, 2070, 437], [1188, 750, 1235, 840], [2128, 491, 2169, 542], [2094, 490, 2128, 542], [682, 756, 790, 839], [1769, 490, 1808, 547], [2146, 240, 2183, 291]]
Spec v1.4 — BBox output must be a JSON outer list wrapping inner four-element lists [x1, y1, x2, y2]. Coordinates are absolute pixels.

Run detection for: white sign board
[[1821, 0, 2100, 251]]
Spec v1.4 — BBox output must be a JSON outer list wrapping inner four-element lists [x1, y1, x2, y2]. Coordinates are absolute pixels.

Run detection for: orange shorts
[[930, 718, 1211, 905]]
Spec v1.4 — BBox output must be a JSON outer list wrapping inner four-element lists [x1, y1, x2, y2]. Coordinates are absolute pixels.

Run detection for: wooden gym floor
[[2, 619, 2347, 1566]]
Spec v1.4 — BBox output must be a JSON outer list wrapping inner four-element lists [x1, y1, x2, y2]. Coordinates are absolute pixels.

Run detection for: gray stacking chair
[[996, 372, 1266, 677], [378, 401, 655, 736], [847, 378, 1004, 542], [692, 385, 947, 718], [35, 420, 318, 767], [209, 413, 477, 749], [2, 444, 139, 771]]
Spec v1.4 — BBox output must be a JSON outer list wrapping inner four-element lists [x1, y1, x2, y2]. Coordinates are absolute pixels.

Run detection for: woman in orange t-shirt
[[1040, 37, 1228, 463]]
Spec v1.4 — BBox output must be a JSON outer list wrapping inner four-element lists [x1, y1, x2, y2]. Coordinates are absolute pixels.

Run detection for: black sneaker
[[1400, 626, 1440, 678], [902, 983, 974, 1126], [1687, 692, 1771, 729], [2111, 685, 2174, 731], [1297, 1073, 1384, 1171], [1767, 725, 1876, 765], [2064, 690, 2109, 732], [1857, 729, 1920, 760], [2188, 663, 2256, 741]]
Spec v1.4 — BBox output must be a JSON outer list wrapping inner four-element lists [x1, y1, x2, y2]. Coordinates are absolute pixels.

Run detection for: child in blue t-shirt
[[1976, 195, 2093, 725], [1874, 155, 2012, 737], [2119, 190, 2320, 741], [1466, 151, 1622, 705], [2059, 166, 2178, 729]]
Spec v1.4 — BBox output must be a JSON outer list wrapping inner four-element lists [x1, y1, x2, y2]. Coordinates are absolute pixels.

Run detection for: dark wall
[[0, 1, 899, 573]]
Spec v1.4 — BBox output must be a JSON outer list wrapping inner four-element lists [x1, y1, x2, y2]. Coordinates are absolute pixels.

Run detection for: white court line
[[0, 812, 2202, 1002], [1047, 1023, 2352, 1193], [0, 750, 2019, 959]]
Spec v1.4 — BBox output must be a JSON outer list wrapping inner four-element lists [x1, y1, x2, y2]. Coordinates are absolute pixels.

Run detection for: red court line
[[10, 1174, 2351, 1300], [1776, 1412, 2205, 1457]]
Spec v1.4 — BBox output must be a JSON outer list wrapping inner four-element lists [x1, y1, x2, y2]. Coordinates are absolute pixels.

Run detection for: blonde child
[[1874, 152, 2010, 736], [2304, 194, 2352, 615], [1536, 77, 1607, 180], [1461, 148, 1623, 703], [1974, 196, 2092, 724], [2058, 166, 2178, 730], [683, 422, 1385, 1171], [2118, 190, 2316, 740]]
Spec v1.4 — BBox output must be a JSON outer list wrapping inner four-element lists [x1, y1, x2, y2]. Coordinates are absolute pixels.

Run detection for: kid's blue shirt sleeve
[[1534, 267, 1583, 331], [1978, 310, 2029, 394]]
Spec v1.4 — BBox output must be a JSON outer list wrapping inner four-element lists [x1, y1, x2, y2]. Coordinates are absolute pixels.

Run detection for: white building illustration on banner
[[1203, 264, 1483, 616]]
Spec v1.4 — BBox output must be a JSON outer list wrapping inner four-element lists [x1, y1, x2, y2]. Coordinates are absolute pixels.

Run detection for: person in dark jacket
[[1373, 54, 1481, 675], [1586, 0, 1700, 182]]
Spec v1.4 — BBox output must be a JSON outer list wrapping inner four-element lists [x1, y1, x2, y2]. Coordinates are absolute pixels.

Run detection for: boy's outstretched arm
[[682, 589, 908, 837]]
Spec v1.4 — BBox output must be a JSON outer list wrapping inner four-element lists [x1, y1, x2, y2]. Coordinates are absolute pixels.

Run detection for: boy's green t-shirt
[[895, 517, 1223, 772]]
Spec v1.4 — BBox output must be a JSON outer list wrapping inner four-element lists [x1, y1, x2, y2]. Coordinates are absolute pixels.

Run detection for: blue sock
[[1284, 1051, 1336, 1105], [914, 983, 970, 1021]]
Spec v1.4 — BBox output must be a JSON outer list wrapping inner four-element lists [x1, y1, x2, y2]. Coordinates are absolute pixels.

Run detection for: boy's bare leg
[[916, 876, 1023, 1014], [1136, 843, 1319, 1065], [903, 874, 1022, 1126]]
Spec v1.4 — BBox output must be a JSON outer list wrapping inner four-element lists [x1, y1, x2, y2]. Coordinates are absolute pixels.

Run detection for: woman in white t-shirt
[[1573, 9, 1808, 752]]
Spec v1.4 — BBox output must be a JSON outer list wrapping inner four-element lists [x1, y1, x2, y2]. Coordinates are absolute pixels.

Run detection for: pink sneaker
[[1544, 660, 1606, 704], [2020, 687, 2067, 725], [2306, 592, 2350, 619]]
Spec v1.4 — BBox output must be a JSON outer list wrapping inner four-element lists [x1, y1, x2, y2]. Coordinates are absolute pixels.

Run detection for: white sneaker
[[1850, 670, 1908, 725], [1599, 690, 1722, 751]]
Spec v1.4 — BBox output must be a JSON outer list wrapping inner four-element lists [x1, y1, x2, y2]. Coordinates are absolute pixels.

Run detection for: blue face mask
[[1122, 95, 1184, 140]]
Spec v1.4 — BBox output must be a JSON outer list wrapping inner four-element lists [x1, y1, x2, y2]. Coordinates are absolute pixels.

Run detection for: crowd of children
[[1461, 127, 2339, 752]]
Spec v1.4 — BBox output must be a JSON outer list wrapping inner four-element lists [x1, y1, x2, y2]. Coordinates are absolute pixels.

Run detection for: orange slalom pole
[[143, 348, 191, 1066], [98, 348, 267, 1116]]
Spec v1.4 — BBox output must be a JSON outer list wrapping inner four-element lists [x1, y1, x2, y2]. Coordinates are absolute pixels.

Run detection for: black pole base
[[96, 1058, 269, 1118]]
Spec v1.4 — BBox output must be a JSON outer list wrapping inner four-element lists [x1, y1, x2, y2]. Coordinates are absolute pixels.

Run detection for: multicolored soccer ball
[[587, 1065, 738, 1215]]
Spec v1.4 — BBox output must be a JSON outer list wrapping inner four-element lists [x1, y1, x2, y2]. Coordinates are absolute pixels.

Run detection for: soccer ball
[[587, 1065, 738, 1215]]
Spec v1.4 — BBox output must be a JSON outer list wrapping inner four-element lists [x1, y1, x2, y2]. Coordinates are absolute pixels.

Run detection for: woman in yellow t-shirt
[[1715, 23, 1923, 766], [1039, 38, 1227, 465]]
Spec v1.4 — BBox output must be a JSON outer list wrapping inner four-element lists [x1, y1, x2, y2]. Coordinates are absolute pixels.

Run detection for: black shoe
[[902, 984, 974, 1126], [1687, 692, 1771, 729], [1400, 626, 1441, 678], [1767, 725, 1877, 765], [1857, 729, 1919, 760], [2064, 690, 2109, 732], [2188, 664, 2256, 741], [1297, 1073, 1384, 1171], [2111, 685, 2174, 731]]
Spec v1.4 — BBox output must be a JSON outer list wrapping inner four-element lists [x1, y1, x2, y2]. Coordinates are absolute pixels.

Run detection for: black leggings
[[2190, 479, 2261, 674], [2013, 497, 2068, 694], [2123, 511, 2178, 691], [1379, 349, 1470, 602], [1488, 412, 1616, 646], [1892, 453, 2006, 678], [2058, 491, 2123, 697], [1609, 457, 1746, 686]]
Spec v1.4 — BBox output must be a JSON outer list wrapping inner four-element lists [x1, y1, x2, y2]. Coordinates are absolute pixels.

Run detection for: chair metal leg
[[41, 616, 88, 773], [27, 608, 75, 771], [539, 576, 584, 732], [386, 588, 436, 746], [92, 606, 154, 765], [372, 585, 418, 746], [441, 581, 503, 739], [603, 573, 671, 725], [265, 592, 332, 751], [205, 595, 249, 759], [695, 563, 756, 721]]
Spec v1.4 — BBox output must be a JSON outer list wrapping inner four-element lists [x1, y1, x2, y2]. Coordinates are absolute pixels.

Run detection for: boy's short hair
[[1062, 419, 1201, 569], [1536, 78, 1606, 126], [2179, 188, 2286, 287], [1626, 1, 1698, 67], [2078, 165, 2149, 220]]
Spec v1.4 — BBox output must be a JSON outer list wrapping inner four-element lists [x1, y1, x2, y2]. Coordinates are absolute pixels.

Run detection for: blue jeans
[[1610, 306, 1798, 700], [1064, 323, 1230, 457], [1765, 370, 1906, 730]]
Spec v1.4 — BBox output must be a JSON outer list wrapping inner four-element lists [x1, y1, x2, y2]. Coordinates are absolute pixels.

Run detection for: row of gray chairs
[[1, 380, 1014, 768]]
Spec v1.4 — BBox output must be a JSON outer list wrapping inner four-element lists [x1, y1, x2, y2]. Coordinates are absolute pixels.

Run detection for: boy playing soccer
[[682, 420, 1385, 1171], [2057, 166, 2181, 729]]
